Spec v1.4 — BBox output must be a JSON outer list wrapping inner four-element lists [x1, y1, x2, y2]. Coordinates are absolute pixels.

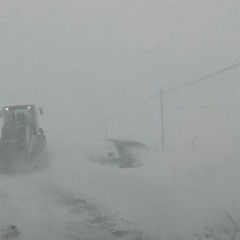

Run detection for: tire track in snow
[[0, 174, 150, 240]]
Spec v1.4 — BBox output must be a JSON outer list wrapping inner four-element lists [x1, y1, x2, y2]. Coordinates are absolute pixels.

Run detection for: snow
[[0, 170, 144, 240], [0, 0, 239, 239], [45, 141, 240, 240], [0, 141, 239, 240]]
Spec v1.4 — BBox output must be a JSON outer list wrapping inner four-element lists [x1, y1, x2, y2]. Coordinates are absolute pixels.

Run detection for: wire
[[0, 1, 37, 20], [163, 61, 240, 95], [111, 94, 160, 118], [110, 61, 240, 118]]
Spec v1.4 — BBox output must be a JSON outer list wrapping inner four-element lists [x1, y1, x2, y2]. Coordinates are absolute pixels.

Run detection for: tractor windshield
[[3, 107, 33, 126]]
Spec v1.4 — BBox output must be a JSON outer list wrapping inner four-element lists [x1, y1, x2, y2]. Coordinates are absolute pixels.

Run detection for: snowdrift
[[45, 141, 240, 239]]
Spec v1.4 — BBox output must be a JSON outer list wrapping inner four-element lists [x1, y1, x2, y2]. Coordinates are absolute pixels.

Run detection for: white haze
[[0, 0, 239, 239]]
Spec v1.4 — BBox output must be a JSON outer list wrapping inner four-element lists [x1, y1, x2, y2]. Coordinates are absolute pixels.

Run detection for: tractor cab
[[2, 105, 42, 128], [1, 105, 43, 137]]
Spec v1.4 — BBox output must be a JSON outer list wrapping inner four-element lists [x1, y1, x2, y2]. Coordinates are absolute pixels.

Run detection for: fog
[[1, 0, 239, 147], [0, 0, 240, 239]]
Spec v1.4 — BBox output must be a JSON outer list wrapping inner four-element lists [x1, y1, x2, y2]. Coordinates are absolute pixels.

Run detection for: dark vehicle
[[92, 139, 149, 168], [0, 105, 48, 171]]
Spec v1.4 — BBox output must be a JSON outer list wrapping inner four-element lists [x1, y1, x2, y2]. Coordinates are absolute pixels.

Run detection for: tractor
[[0, 105, 49, 171]]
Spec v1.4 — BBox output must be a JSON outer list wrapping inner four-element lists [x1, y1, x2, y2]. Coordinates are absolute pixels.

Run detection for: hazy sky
[[0, 0, 239, 147]]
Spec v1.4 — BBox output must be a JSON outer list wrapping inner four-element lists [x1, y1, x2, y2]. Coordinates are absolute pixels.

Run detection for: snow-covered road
[[0, 158, 148, 240], [0, 143, 239, 240], [46, 144, 240, 240]]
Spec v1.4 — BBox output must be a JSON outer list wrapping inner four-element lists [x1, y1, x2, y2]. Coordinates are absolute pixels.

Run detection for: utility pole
[[160, 88, 165, 148], [105, 115, 108, 139]]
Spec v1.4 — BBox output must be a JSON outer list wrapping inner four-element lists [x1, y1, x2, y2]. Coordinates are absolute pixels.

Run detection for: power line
[[163, 61, 240, 95], [110, 61, 240, 118], [0, 1, 37, 20], [111, 94, 160, 118]]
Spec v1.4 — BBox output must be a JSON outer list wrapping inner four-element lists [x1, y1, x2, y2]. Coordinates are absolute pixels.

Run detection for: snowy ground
[[0, 142, 239, 240], [0, 151, 150, 240], [0, 172, 147, 240]]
